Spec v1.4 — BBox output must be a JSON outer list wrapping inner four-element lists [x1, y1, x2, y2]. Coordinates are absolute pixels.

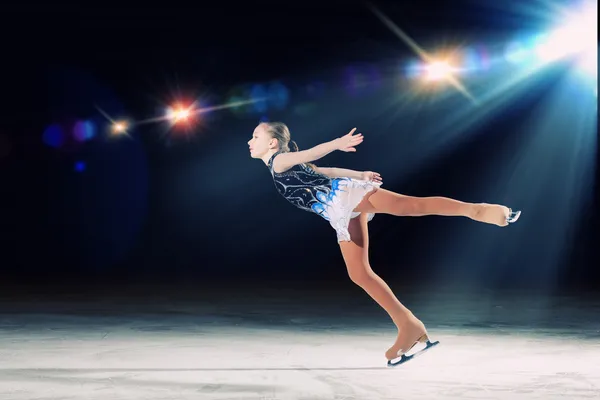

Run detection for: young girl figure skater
[[248, 122, 521, 366]]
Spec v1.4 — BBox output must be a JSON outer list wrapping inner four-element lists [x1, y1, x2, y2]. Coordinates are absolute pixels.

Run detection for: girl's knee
[[347, 262, 374, 285]]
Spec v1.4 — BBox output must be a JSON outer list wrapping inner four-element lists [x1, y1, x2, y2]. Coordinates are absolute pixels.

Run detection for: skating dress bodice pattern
[[267, 151, 345, 218], [267, 151, 381, 242]]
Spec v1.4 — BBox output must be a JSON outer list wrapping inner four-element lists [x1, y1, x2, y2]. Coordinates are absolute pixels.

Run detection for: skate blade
[[386, 339, 440, 368], [507, 209, 521, 224]]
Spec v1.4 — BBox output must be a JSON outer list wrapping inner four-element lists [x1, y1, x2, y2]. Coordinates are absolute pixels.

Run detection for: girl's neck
[[262, 149, 279, 165]]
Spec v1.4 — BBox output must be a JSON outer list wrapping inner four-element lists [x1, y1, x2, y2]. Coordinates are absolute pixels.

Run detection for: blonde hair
[[261, 122, 316, 169]]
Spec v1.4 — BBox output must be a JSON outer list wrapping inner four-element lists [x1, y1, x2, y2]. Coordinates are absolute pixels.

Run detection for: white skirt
[[312, 178, 382, 242]]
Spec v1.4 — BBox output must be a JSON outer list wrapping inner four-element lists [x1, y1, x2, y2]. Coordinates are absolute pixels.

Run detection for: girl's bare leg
[[339, 213, 429, 360], [354, 188, 512, 226]]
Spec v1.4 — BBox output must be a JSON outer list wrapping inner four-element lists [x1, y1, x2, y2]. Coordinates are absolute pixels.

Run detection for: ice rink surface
[[1, 284, 598, 400]]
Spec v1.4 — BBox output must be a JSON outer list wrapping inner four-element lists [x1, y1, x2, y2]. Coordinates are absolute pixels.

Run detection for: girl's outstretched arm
[[316, 167, 363, 180], [316, 167, 383, 183], [272, 128, 363, 173]]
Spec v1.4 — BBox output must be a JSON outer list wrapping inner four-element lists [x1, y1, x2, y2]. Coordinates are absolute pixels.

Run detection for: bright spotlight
[[167, 106, 192, 123], [424, 61, 455, 81], [536, 27, 584, 62], [111, 121, 128, 135], [536, 2, 597, 67]]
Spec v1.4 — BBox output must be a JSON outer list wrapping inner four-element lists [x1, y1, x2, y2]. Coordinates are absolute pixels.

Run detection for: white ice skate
[[387, 333, 440, 367], [507, 209, 521, 224]]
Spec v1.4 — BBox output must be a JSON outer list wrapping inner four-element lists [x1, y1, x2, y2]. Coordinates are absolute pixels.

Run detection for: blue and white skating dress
[[267, 151, 382, 242]]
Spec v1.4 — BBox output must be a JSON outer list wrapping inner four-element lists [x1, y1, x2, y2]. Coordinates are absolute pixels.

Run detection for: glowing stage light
[[424, 61, 455, 81], [167, 106, 192, 123], [535, 2, 597, 69], [163, 104, 201, 137], [111, 121, 128, 135], [367, 3, 476, 103], [535, 28, 582, 62], [174, 109, 190, 120]]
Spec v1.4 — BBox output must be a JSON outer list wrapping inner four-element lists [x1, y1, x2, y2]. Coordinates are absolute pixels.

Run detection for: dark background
[[1, 0, 597, 293]]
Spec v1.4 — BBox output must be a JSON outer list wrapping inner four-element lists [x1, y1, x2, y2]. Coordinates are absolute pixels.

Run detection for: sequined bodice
[[267, 151, 338, 216]]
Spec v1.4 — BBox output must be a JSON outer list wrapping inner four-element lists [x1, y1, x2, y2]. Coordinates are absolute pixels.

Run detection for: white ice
[[1, 286, 599, 400]]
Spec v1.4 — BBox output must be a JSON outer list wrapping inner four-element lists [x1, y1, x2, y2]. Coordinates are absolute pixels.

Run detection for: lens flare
[[424, 61, 455, 81], [111, 121, 128, 135], [167, 106, 192, 122]]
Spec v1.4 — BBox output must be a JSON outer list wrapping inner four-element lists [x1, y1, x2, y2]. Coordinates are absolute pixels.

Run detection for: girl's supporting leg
[[339, 212, 429, 360]]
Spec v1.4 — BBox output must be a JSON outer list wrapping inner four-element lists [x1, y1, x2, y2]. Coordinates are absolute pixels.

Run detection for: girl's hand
[[336, 128, 364, 152], [361, 171, 382, 183]]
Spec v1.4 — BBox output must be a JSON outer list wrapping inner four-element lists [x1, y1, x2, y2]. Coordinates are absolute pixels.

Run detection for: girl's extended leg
[[339, 212, 429, 360], [354, 188, 512, 226]]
